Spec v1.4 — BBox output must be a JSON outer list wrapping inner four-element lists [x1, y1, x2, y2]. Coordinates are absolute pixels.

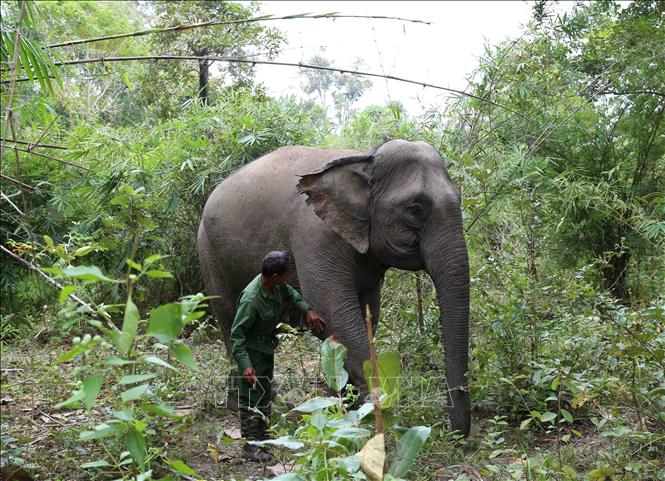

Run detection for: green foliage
[[445, 1, 665, 301], [299, 52, 373, 128], [248, 337, 430, 481], [1, 1, 664, 479], [49, 257, 206, 478]]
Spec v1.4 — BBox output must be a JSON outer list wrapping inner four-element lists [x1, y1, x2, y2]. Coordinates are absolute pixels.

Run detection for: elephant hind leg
[[198, 228, 236, 357]]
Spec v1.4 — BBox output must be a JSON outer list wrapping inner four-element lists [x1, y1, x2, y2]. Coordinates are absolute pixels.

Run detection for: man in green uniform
[[230, 251, 325, 462]]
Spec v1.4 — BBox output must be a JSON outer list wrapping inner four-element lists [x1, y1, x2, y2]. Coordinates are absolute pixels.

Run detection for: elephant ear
[[297, 154, 373, 253]]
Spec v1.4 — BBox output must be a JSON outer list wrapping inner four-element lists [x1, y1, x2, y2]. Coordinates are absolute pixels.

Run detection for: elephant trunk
[[423, 202, 471, 436]]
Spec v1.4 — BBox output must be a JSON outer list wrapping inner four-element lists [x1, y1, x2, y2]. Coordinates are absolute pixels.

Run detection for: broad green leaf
[[331, 455, 360, 474], [52, 343, 85, 366], [332, 427, 372, 442], [59, 285, 76, 304], [118, 374, 155, 385], [54, 389, 85, 409], [81, 460, 111, 468], [141, 402, 178, 418], [310, 411, 328, 430], [118, 296, 140, 354], [551, 376, 560, 391], [144, 355, 176, 370], [74, 245, 94, 257], [126, 259, 142, 271], [540, 411, 557, 423], [322, 336, 348, 392], [79, 423, 122, 441], [144, 254, 169, 266], [170, 343, 197, 370], [121, 71, 132, 91], [113, 409, 134, 421], [269, 475, 306, 481], [125, 429, 146, 468], [249, 436, 304, 450], [147, 303, 182, 343], [105, 356, 135, 366], [82, 375, 102, 411], [292, 396, 338, 413], [363, 352, 401, 409], [520, 417, 533, 430], [62, 265, 112, 282], [165, 459, 200, 477], [388, 426, 431, 477], [121, 384, 149, 402], [345, 402, 375, 425], [145, 270, 173, 278], [135, 471, 152, 481], [43, 235, 54, 250], [561, 409, 574, 423]]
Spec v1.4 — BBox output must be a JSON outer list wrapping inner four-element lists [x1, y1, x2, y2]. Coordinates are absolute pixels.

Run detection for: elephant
[[197, 139, 471, 435]]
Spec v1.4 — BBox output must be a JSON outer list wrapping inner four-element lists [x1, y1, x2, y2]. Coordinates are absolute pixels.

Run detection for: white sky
[[250, 1, 539, 113]]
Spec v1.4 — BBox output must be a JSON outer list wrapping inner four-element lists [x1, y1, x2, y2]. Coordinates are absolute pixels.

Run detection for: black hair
[[262, 251, 290, 277]]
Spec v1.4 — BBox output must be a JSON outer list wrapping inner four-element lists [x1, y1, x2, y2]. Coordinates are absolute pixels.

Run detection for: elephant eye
[[405, 203, 425, 225]]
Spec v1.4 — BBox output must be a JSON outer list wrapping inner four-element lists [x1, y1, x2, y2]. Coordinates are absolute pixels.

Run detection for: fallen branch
[[45, 13, 430, 49]]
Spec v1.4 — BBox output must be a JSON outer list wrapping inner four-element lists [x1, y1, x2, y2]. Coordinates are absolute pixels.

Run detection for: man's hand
[[306, 309, 326, 334], [243, 366, 257, 387]]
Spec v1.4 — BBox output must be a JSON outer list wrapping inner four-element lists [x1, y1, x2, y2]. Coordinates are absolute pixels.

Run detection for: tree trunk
[[198, 58, 209, 105], [604, 250, 631, 303]]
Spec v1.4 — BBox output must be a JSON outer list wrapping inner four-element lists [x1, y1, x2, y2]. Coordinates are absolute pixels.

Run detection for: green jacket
[[230, 274, 310, 371]]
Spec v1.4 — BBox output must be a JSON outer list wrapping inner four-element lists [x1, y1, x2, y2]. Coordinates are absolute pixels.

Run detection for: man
[[230, 251, 325, 462]]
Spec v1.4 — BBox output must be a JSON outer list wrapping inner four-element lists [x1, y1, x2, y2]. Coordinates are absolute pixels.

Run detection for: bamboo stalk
[[0, 55, 521, 115], [0, 138, 67, 150], [45, 14, 430, 49]]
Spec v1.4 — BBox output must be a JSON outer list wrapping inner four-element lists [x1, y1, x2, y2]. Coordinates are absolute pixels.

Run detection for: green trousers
[[238, 349, 274, 440]]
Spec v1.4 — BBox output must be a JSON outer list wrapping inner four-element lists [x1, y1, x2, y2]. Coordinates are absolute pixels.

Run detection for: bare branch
[[0, 137, 68, 150], [45, 13, 430, 49], [0, 244, 93, 313], [1, 190, 24, 216], [595, 89, 665, 98], [1, 173, 38, 191]]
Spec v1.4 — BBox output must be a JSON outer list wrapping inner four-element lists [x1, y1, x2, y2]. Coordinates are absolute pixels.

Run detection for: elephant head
[[297, 140, 471, 436]]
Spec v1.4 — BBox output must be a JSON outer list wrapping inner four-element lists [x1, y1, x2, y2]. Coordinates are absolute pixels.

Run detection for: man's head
[[262, 250, 290, 283]]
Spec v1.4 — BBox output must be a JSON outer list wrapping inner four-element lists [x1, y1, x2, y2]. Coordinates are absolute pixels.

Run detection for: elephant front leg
[[297, 281, 371, 394]]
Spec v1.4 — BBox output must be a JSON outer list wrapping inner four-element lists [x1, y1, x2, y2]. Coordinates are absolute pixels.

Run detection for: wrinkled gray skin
[[197, 140, 470, 435]]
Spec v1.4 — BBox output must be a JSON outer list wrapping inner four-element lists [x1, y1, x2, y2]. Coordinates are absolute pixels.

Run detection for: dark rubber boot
[[242, 443, 275, 463], [240, 410, 274, 463]]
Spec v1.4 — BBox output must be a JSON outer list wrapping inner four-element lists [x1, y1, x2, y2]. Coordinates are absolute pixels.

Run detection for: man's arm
[[285, 284, 325, 333], [285, 284, 310, 313], [229, 299, 257, 372]]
